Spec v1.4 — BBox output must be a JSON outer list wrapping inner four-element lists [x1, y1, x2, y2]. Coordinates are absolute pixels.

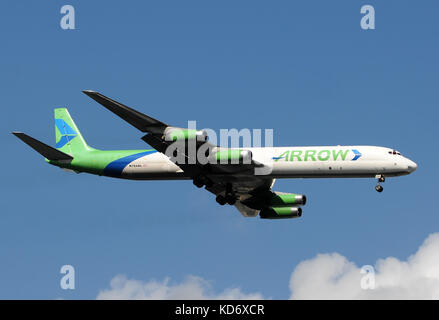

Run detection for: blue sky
[[0, 1, 438, 299]]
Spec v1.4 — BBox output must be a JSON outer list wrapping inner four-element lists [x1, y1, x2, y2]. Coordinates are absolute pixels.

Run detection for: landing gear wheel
[[374, 174, 385, 192], [193, 178, 204, 188], [205, 179, 214, 188], [225, 195, 236, 205], [223, 183, 236, 205], [216, 195, 227, 205]]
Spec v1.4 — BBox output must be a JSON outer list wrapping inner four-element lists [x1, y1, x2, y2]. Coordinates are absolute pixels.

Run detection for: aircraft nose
[[407, 159, 418, 173]]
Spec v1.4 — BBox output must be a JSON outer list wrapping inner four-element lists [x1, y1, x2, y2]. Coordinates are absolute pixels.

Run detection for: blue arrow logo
[[352, 149, 362, 161], [55, 119, 78, 148]]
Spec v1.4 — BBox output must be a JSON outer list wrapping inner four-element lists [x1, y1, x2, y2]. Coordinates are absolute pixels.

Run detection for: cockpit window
[[388, 150, 401, 155]]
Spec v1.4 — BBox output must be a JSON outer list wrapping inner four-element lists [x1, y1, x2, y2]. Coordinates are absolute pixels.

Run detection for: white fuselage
[[120, 145, 417, 180]]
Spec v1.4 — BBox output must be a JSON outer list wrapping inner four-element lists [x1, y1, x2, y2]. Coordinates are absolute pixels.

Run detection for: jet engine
[[163, 127, 208, 143], [270, 193, 306, 206], [259, 206, 302, 219], [240, 192, 307, 219], [212, 149, 253, 164]]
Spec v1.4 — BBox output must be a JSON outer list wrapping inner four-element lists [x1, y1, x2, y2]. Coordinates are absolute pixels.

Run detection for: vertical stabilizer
[[54, 108, 91, 155]]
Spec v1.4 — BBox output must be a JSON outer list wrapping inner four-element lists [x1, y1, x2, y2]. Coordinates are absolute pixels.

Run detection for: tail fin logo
[[55, 119, 77, 148]]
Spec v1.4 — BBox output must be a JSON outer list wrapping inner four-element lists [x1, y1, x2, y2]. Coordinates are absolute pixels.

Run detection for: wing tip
[[82, 89, 98, 96]]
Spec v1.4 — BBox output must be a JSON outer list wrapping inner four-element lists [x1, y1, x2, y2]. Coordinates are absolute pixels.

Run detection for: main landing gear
[[193, 176, 213, 189], [375, 174, 385, 193], [216, 183, 236, 206]]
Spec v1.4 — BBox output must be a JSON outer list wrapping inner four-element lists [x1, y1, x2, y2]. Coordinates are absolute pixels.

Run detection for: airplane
[[12, 90, 418, 219]]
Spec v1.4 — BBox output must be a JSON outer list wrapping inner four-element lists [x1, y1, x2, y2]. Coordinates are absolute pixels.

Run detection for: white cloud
[[97, 275, 264, 300], [289, 233, 439, 299], [97, 233, 439, 300]]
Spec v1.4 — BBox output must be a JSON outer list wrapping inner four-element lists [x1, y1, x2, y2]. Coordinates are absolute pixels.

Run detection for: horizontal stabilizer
[[82, 90, 168, 134], [12, 132, 73, 161]]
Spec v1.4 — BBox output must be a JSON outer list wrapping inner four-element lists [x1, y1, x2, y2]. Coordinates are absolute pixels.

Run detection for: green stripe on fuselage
[[48, 149, 156, 176]]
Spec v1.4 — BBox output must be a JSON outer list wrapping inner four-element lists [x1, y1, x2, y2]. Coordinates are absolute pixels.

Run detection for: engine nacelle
[[212, 149, 253, 164], [260, 206, 302, 219], [270, 193, 306, 206], [163, 127, 208, 143]]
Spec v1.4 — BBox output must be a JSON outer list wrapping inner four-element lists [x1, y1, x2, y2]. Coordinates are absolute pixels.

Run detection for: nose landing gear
[[375, 174, 385, 193]]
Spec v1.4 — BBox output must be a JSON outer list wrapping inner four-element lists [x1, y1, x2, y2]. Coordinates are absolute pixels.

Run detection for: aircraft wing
[[83, 90, 168, 134], [83, 90, 263, 173], [84, 90, 208, 176], [83, 90, 274, 217]]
